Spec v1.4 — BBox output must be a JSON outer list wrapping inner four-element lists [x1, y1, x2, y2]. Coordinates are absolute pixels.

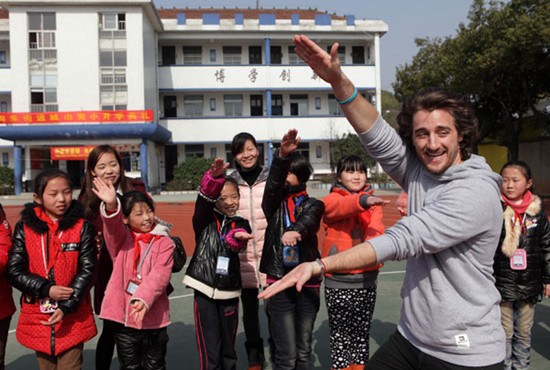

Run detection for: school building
[[0, 0, 388, 194]]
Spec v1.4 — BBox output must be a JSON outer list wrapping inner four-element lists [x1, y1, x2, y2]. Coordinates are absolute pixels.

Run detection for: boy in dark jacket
[[183, 158, 253, 370], [260, 129, 324, 370]]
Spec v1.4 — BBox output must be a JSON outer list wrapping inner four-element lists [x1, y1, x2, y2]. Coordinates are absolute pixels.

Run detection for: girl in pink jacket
[[92, 177, 174, 370]]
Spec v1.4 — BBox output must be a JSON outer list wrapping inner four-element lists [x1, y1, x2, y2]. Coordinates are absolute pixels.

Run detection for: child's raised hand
[[280, 129, 300, 158], [365, 195, 390, 208], [129, 300, 147, 324], [233, 231, 254, 241], [211, 157, 229, 178], [92, 177, 117, 210]]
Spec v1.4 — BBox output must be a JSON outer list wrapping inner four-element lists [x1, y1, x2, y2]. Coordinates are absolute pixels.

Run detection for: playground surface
[[2, 189, 550, 369]]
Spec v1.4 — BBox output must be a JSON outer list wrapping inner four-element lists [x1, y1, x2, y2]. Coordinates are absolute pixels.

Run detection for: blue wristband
[[336, 87, 358, 105]]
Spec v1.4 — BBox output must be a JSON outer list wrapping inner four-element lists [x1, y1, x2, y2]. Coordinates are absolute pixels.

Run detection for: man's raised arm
[[293, 35, 380, 134]]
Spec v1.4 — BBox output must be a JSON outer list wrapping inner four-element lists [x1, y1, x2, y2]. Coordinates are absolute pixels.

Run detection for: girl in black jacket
[[183, 158, 253, 370], [260, 129, 325, 370], [493, 160, 550, 370]]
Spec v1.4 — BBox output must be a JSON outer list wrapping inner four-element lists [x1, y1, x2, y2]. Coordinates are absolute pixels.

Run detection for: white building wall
[[141, 8, 158, 114], [7, 7, 30, 111]]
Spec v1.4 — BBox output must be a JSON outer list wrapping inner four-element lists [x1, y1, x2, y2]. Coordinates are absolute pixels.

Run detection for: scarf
[[500, 190, 532, 257], [34, 206, 61, 275], [283, 187, 308, 225], [132, 232, 155, 276]]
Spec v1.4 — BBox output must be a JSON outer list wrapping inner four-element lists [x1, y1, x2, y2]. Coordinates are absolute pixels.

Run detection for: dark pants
[[241, 288, 265, 367], [369, 330, 504, 370], [95, 319, 116, 370], [112, 321, 169, 370], [265, 287, 320, 370], [194, 291, 239, 370], [0, 316, 11, 370]]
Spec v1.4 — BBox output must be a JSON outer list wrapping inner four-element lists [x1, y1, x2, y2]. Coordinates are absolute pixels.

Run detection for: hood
[[230, 165, 270, 186], [426, 154, 502, 193]]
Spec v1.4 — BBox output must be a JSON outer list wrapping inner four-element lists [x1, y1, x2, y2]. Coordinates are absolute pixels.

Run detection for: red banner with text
[[0, 110, 154, 124]]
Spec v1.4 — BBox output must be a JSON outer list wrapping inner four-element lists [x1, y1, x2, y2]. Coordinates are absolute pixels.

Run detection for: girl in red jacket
[[321, 155, 387, 370], [7, 169, 97, 370], [0, 203, 15, 370]]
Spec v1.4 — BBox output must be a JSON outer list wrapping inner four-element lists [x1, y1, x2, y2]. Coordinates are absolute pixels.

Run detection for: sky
[[153, 0, 474, 92]]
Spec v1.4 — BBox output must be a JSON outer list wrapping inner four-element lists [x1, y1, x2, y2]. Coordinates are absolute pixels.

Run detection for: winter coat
[[259, 155, 324, 281], [7, 201, 96, 355], [99, 200, 174, 330], [322, 185, 384, 288], [184, 170, 252, 299], [230, 166, 269, 289], [87, 177, 147, 315], [0, 204, 15, 320], [494, 194, 550, 303]]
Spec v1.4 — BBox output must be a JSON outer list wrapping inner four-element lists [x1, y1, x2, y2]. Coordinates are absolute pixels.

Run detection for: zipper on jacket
[[248, 186, 262, 287]]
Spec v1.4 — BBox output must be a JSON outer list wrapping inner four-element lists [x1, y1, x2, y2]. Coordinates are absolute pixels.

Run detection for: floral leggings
[[325, 286, 377, 369]]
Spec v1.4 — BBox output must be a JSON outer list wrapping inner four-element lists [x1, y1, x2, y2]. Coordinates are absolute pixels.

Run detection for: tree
[[331, 133, 376, 171], [393, 0, 550, 160], [167, 156, 211, 191]]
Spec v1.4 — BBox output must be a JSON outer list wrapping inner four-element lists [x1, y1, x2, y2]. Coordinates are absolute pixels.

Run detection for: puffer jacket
[[230, 165, 269, 289], [259, 155, 324, 281], [493, 194, 550, 302], [7, 201, 97, 355], [322, 184, 384, 288], [0, 204, 15, 321], [183, 170, 252, 299], [99, 200, 174, 330]]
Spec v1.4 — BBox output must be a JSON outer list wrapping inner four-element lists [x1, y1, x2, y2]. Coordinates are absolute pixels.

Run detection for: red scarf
[[284, 190, 308, 224], [34, 206, 62, 275], [132, 233, 155, 275], [501, 190, 533, 234]]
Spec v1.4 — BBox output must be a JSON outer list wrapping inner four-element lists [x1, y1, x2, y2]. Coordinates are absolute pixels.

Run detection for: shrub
[[166, 157, 211, 191], [0, 166, 14, 195]]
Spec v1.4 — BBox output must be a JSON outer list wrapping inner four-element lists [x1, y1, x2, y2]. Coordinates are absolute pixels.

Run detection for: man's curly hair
[[396, 88, 479, 160]]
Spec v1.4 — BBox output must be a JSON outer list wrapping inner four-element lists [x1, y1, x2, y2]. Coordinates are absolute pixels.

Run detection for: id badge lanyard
[[41, 231, 63, 277], [215, 217, 233, 275], [135, 238, 156, 280]]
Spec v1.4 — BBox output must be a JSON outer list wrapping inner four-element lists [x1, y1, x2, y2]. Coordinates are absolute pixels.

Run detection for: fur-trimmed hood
[[20, 200, 85, 234], [501, 194, 542, 257]]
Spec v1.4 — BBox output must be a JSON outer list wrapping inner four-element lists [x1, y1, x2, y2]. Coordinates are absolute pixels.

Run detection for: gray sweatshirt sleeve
[[370, 177, 501, 262]]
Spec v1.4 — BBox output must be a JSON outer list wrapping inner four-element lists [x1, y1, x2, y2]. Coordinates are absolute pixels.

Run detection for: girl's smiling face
[[123, 202, 155, 233], [216, 182, 240, 217]]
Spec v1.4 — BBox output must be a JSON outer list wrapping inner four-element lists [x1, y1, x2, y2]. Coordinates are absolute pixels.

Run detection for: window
[[29, 13, 56, 50], [210, 148, 217, 158], [0, 102, 7, 112], [0, 51, 5, 64], [270, 46, 282, 64], [100, 68, 126, 84], [288, 46, 305, 65], [185, 144, 204, 158], [100, 85, 127, 107], [31, 87, 57, 112], [210, 49, 216, 63], [209, 98, 216, 111], [224, 94, 243, 116], [316, 145, 322, 159], [250, 95, 263, 116], [290, 94, 308, 116], [102, 13, 125, 31], [183, 95, 204, 117], [2, 153, 8, 167], [328, 94, 344, 116], [29, 13, 56, 31], [271, 94, 283, 116], [161, 46, 176, 65], [249, 46, 262, 64], [183, 46, 202, 65], [223, 46, 242, 65], [100, 50, 127, 67], [315, 97, 321, 110], [352, 46, 365, 64]]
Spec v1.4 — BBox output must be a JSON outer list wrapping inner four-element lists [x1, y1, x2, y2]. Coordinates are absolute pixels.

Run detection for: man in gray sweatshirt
[[260, 35, 505, 369]]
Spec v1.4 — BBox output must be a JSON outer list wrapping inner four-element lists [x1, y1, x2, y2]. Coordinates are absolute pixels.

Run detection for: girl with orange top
[[321, 155, 387, 370]]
